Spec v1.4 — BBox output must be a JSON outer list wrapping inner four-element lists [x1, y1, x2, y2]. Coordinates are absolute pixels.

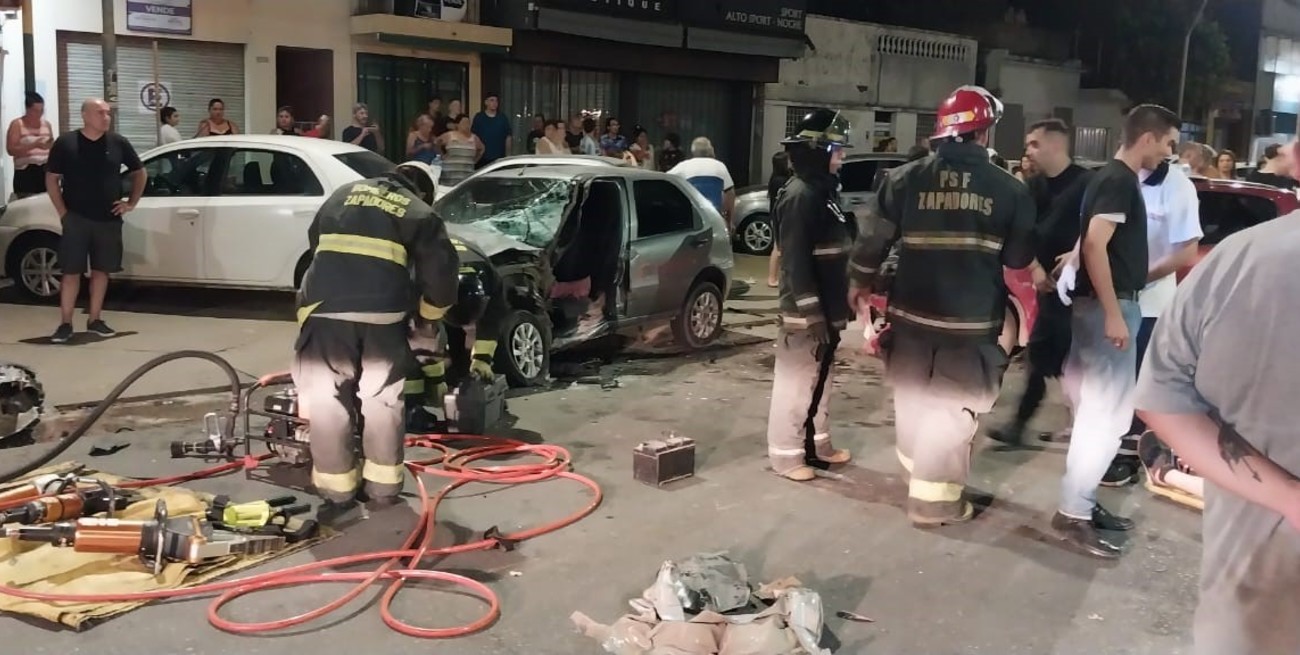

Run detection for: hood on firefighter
[[394, 160, 440, 204], [0, 363, 44, 441]]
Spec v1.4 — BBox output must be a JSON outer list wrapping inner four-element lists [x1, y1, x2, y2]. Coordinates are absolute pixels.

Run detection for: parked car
[[0, 135, 395, 301], [865, 175, 1300, 356], [730, 152, 910, 255], [433, 165, 734, 386]]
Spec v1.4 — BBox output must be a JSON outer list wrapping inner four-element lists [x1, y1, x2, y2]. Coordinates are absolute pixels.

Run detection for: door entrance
[[276, 47, 334, 134]]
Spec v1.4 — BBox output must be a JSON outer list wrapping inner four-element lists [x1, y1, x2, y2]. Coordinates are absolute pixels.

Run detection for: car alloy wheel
[[19, 245, 61, 299], [689, 288, 721, 341], [742, 217, 773, 254], [510, 321, 545, 380]]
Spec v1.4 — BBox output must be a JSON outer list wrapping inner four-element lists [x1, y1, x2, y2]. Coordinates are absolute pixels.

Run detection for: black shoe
[[49, 323, 74, 344], [1100, 457, 1140, 487], [363, 496, 405, 513], [86, 319, 116, 337], [988, 423, 1026, 447], [315, 499, 363, 528], [1091, 503, 1135, 531], [1051, 512, 1122, 559]]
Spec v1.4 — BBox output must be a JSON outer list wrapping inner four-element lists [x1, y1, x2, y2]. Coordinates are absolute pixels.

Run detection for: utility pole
[[1177, 0, 1210, 119], [21, 0, 33, 94], [101, 0, 118, 126]]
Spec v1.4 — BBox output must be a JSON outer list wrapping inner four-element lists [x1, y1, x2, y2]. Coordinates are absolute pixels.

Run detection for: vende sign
[[127, 0, 193, 36]]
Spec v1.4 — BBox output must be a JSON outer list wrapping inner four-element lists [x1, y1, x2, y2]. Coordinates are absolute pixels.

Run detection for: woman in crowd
[[271, 106, 300, 135], [195, 98, 238, 137], [599, 116, 628, 157], [158, 107, 183, 145], [1216, 149, 1237, 179], [438, 114, 483, 186], [536, 119, 567, 154], [303, 114, 331, 139], [406, 113, 439, 164], [7, 91, 53, 200], [625, 126, 655, 170]]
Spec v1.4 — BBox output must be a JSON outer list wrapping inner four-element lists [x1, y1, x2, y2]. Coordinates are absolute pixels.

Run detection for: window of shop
[[356, 53, 467, 163], [499, 63, 619, 155], [634, 75, 731, 173]]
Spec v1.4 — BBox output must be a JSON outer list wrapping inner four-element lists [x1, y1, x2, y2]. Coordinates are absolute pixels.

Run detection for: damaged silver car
[[0, 363, 44, 441], [434, 165, 734, 387]]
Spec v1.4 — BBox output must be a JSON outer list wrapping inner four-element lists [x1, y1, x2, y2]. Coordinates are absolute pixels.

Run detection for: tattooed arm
[[1139, 410, 1300, 524]]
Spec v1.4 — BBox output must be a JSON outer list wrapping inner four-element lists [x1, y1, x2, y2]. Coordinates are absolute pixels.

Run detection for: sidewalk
[[0, 304, 295, 407]]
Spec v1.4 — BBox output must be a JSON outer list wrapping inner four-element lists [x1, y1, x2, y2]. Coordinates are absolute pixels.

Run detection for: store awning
[[350, 14, 513, 54]]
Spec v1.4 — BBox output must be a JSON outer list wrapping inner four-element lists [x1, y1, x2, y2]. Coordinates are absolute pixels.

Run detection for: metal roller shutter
[[57, 32, 245, 152], [634, 75, 729, 166]]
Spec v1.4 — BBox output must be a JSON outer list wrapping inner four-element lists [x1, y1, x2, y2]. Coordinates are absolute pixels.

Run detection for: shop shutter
[[633, 75, 730, 169], [58, 32, 245, 152], [914, 112, 937, 145], [499, 63, 616, 156]]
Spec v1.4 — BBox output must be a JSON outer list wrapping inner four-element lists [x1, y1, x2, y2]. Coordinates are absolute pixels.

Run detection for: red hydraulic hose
[[0, 433, 602, 639]]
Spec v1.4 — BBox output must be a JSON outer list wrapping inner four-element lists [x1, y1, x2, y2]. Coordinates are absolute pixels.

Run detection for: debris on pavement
[[0, 363, 44, 442], [88, 442, 131, 457], [572, 552, 832, 654], [834, 610, 874, 623], [633, 435, 696, 487]]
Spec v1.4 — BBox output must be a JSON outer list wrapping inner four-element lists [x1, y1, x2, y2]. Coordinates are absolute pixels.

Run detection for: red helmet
[[932, 86, 1003, 141]]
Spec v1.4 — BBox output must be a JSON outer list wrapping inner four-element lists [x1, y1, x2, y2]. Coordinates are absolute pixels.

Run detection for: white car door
[[119, 147, 218, 281], [202, 147, 324, 287]]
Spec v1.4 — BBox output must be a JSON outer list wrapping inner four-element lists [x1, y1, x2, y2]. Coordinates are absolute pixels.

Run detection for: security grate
[[877, 35, 970, 63]]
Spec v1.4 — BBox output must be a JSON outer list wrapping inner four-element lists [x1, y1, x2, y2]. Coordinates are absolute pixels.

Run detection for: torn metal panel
[[0, 363, 44, 441]]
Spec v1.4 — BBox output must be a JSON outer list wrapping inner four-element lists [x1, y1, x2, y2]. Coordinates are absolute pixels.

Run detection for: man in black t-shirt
[[45, 98, 145, 344], [989, 119, 1092, 447], [1245, 142, 1297, 190], [1054, 104, 1180, 559]]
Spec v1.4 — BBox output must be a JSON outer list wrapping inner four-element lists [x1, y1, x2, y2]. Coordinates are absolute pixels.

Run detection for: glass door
[[356, 53, 468, 163]]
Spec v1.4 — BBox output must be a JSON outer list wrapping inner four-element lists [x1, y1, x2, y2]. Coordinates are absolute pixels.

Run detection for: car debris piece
[[633, 435, 696, 487], [0, 363, 44, 442]]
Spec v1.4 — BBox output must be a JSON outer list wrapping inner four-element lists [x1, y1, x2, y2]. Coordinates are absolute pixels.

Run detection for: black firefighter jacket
[[848, 141, 1036, 344], [775, 173, 855, 330], [297, 176, 460, 325]]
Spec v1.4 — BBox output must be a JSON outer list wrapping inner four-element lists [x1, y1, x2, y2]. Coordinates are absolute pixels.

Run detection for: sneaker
[[86, 319, 116, 337], [49, 323, 74, 344], [1100, 457, 1140, 487], [1091, 503, 1135, 531]]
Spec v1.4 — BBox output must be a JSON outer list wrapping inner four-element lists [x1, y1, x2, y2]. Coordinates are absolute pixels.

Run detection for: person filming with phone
[[343, 103, 384, 154]]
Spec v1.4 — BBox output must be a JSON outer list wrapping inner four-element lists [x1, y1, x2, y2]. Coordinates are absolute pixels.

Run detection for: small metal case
[[633, 435, 696, 487], [443, 375, 508, 434], [264, 390, 298, 417]]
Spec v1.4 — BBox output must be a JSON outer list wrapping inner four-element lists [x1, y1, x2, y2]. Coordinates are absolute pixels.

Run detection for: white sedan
[[0, 135, 397, 300]]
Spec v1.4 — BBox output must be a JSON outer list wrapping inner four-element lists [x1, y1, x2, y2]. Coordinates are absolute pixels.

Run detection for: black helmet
[[781, 108, 853, 149], [443, 267, 488, 328]]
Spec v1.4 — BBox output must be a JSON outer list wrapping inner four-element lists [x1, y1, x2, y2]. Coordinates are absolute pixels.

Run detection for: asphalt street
[[0, 255, 1202, 654]]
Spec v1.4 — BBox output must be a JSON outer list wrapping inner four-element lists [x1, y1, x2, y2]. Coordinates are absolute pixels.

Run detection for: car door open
[[626, 178, 709, 320]]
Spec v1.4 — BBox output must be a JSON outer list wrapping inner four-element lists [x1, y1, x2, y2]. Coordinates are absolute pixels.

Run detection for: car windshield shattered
[[435, 176, 572, 249]]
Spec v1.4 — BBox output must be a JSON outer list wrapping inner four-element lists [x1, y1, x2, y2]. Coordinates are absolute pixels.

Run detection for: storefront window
[[500, 63, 619, 155], [356, 53, 468, 163]]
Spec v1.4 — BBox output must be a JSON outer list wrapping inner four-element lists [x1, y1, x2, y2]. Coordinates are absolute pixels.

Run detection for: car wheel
[[496, 310, 551, 388], [6, 233, 62, 302], [735, 214, 774, 256], [672, 281, 724, 348]]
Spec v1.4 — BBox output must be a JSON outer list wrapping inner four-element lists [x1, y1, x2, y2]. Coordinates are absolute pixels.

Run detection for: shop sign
[[680, 0, 807, 36], [542, 0, 676, 21], [126, 0, 193, 36]]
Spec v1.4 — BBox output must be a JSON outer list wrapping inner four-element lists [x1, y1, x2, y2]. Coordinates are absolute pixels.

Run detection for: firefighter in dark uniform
[[765, 108, 856, 482], [847, 86, 1038, 526], [293, 161, 459, 510], [405, 235, 507, 422]]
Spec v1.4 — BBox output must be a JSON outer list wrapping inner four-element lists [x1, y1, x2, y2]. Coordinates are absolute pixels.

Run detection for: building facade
[[759, 15, 977, 181], [481, 0, 810, 186], [0, 0, 511, 188]]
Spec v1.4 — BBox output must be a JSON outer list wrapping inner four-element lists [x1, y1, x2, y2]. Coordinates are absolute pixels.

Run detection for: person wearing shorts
[[45, 98, 145, 343]]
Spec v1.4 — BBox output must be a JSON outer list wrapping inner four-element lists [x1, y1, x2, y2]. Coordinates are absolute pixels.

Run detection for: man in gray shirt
[[1135, 210, 1300, 655]]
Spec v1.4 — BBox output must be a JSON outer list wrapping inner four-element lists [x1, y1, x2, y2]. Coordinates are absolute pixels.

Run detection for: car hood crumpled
[[445, 222, 541, 259]]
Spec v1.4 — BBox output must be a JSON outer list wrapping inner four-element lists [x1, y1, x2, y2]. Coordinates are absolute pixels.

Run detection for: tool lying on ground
[[2, 499, 287, 575], [0, 477, 135, 525], [0, 350, 601, 640], [205, 494, 319, 543]]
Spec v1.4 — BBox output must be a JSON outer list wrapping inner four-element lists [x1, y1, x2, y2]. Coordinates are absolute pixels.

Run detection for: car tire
[[734, 213, 775, 256], [496, 310, 551, 388], [673, 280, 724, 349], [5, 233, 62, 303]]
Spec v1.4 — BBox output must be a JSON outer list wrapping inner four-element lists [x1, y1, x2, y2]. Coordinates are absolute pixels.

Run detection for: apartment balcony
[[351, 0, 512, 53]]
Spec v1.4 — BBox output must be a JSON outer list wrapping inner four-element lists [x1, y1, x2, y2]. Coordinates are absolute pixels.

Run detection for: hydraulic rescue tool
[[0, 478, 135, 525], [1, 499, 287, 575]]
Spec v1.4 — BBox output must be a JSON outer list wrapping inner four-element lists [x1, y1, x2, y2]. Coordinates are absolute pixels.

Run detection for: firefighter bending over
[[406, 235, 507, 424], [765, 108, 855, 482], [848, 86, 1038, 526], [293, 161, 459, 511]]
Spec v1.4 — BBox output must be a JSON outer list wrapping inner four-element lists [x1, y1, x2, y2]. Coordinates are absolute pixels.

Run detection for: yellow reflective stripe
[[297, 301, 323, 326], [901, 231, 1003, 254], [312, 467, 359, 493], [849, 261, 877, 274], [896, 448, 914, 474], [362, 460, 405, 485], [316, 233, 408, 266], [421, 361, 445, 377], [471, 340, 497, 357], [909, 478, 964, 503], [419, 299, 448, 320], [459, 265, 476, 274], [404, 378, 425, 395]]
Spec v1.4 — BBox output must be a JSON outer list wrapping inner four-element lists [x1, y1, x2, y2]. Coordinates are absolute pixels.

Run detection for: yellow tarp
[[0, 462, 330, 629]]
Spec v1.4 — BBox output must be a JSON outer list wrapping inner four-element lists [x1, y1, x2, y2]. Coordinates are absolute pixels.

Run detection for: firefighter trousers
[[886, 331, 1007, 523], [292, 318, 409, 503], [766, 327, 843, 475], [405, 319, 447, 408]]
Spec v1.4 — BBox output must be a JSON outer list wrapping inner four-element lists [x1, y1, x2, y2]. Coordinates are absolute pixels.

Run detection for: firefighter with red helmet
[[847, 86, 1039, 526], [765, 108, 855, 482]]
